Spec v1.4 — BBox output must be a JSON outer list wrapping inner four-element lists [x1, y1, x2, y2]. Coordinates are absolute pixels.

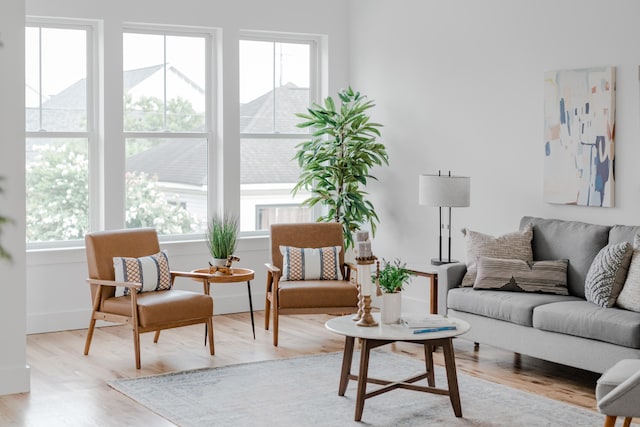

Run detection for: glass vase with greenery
[[293, 87, 388, 250], [206, 213, 239, 262]]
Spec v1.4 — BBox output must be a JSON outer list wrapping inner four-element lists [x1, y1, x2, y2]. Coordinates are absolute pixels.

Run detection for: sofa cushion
[[533, 300, 640, 349], [473, 257, 568, 295], [520, 216, 610, 298], [447, 287, 580, 327], [609, 225, 640, 246], [584, 242, 633, 308], [460, 225, 533, 287]]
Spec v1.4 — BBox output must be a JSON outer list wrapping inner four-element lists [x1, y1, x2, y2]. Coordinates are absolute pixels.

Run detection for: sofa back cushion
[[609, 225, 640, 245], [520, 217, 610, 298]]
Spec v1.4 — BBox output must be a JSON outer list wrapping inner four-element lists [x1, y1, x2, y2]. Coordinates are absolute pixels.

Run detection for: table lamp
[[419, 171, 470, 265]]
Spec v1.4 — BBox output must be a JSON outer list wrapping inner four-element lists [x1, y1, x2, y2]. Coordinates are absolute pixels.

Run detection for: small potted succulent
[[206, 212, 239, 268], [375, 258, 414, 324]]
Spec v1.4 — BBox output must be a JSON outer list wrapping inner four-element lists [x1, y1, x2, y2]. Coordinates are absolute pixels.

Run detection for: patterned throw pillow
[[460, 224, 534, 287], [473, 256, 569, 295], [585, 242, 633, 308], [113, 250, 172, 296], [616, 235, 640, 312], [280, 246, 342, 281]]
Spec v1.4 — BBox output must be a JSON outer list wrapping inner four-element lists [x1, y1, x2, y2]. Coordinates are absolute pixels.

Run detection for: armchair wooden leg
[[264, 295, 271, 330], [84, 317, 96, 355], [604, 415, 617, 427], [273, 308, 279, 347], [623, 417, 631, 427], [207, 317, 215, 355], [133, 327, 141, 369], [153, 330, 161, 343]]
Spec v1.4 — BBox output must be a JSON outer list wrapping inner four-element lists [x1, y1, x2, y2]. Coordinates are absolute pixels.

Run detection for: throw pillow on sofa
[[460, 224, 533, 287], [473, 256, 569, 295], [585, 242, 633, 308], [616, 234, 640, 312]]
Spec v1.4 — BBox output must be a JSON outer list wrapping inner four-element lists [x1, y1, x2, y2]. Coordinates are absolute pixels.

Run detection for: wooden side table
[[192, 268, 256, 339], [406, 264, 439, 314]]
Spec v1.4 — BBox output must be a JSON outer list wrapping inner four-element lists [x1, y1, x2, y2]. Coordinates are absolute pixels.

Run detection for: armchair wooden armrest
[[86, 278, 142, 290], [170, 270, 214, 294], [344, 261, 357, 282], [265, 263, 281, 292], [265, 263, 281, 275]]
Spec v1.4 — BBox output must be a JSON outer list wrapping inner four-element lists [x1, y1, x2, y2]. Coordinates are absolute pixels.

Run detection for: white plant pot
[[211, 257, 227, 267], [381, 292, 402, 324]]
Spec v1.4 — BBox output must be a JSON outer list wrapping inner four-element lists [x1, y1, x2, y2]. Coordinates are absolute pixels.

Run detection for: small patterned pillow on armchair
[[279, 246, 342, 281], [113, 250, 172, 296]]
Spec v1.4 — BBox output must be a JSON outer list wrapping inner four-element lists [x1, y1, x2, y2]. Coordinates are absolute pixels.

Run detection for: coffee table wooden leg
[[424, 342, 435, 387], [339, 336, 355, 396], [355, 338, 372, 421], [442, 338, 462, 417]]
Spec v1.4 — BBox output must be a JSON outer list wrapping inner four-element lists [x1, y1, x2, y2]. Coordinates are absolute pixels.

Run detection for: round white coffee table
[[325, 313, 470, 421]]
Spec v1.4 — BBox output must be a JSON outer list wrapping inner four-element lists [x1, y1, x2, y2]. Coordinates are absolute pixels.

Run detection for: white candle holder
[[355, 257, 378, 327]]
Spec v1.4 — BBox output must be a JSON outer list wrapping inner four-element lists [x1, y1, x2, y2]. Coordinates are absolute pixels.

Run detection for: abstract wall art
[[543, 67, 615, 207]]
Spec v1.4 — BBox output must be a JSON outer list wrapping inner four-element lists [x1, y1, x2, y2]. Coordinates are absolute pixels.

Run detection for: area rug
[[109, 351, 603, 427]]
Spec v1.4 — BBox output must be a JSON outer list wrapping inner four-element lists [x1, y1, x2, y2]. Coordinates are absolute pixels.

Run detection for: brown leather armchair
[[84, 228, 214, 368], [265, 223, 359, 346]]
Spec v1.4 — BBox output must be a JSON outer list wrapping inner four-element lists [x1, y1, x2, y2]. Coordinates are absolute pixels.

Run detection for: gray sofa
[[439, 216, 640, 374]]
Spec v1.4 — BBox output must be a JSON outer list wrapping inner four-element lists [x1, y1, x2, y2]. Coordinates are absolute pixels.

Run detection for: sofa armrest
[[437, 262, 467, 315]]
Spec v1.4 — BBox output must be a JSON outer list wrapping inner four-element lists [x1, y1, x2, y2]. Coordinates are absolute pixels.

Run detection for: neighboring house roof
[[27, 64, 307, 186], [126, 138, 300, 185], [126, 81, 308, 185], [240, 82, 309, 134]]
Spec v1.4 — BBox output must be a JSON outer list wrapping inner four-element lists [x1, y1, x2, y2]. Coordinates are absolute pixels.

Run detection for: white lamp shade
[[419, 174, 470, 207]]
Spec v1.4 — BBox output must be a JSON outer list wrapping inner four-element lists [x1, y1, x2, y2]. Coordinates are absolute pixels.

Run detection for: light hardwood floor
[[1, 311, 603, 426]]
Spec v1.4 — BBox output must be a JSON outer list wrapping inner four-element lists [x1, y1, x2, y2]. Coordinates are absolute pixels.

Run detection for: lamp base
[[431, 258, 459, 266]]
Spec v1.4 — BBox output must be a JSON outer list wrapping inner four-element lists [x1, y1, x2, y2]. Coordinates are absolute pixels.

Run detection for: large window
[[239, 36, 317, 232], [25, 22, 93, 243], [123, 30, 210, 235]]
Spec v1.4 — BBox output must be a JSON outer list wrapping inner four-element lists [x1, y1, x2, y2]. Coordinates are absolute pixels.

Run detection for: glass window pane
[[125, 138, 207, 235], [124, 33, 206, 132], [26, 138, 89, 242], [239, 137, 311, 232], [25, 27, 87, 132], [240, 40, 310, 134]]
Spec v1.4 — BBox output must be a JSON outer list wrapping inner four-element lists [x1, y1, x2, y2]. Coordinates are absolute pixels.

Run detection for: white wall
[[349, 0, 640, 311], [0, 0, 30, 395], [24, 0, 351, 333]]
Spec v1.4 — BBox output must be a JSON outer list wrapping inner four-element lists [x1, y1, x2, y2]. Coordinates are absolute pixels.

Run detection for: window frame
[[239, 31, 321, 235], [25, 17, 98, 249], [122, 24, 216, 241]]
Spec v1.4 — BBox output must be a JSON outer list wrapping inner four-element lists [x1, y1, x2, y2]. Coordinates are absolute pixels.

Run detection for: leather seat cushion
[[278, 280, 358, 309], [102, 289, 213, 327]]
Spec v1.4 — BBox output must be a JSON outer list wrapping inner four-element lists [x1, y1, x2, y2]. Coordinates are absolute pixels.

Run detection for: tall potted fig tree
[[293, 87, 388, 249]]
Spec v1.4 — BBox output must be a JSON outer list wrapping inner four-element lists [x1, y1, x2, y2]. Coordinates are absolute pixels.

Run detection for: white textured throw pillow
[[584, 242, 633, 308], [280, 246, 342, 281], [460, 224, 534, 287], [616, 235, 640, 312], [113, 250, 172, 296]]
